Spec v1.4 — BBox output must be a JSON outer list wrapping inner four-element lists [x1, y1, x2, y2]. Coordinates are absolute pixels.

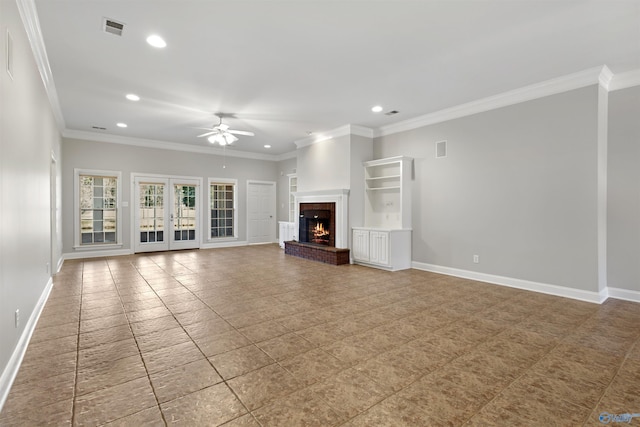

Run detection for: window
[[288, 174, 297, 222], [75, 169, 121, 247], [209, 179, 237, 239]]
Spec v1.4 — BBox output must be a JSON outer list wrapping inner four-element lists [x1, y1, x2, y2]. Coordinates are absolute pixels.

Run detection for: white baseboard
[[412, 261, 608, 304], [63, 248, 132, 260], [201, 240, 249, 250], [606, 287, 640, 303], [0, 277, 53, 412]]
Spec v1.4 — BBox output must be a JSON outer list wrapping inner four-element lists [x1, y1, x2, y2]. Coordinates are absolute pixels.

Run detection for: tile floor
[[1, 244, 639, 426]]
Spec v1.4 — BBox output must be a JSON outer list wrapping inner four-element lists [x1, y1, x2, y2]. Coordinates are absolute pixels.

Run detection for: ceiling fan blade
[[197, 131, 216, 138], [228, 130, 255, 136]]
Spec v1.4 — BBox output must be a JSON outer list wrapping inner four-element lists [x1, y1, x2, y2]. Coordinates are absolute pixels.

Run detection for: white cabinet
[[278, 221, 295, 248], [352, 156, 413, 271], [352, 228, 370, 261], [352, 228, 411, 271]]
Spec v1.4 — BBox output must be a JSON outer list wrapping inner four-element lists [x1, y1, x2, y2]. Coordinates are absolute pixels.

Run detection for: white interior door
[[134, 176, 200, 253], [247, 181, 276, 244]]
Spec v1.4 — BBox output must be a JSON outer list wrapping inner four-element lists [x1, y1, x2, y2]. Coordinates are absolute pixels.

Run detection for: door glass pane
[[139, 183, 165, 243], [174, 185, 196, 241]]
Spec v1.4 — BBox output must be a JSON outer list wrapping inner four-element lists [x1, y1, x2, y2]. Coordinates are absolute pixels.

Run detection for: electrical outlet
[[46, 262, 50, 274], [15, 309, 19, 328], [473, 255, 479, 264]]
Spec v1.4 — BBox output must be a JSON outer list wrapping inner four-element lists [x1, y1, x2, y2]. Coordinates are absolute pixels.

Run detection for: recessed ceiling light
[[264, 145, 271, 148], [146, 35, 166, 48], [116, 122, 127, 128], [371, 105, 383, 113], [126, 94, 140, 101]]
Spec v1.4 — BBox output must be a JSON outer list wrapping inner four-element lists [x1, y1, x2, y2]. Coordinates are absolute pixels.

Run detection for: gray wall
[[607, 86, 640, 292], [0, 0, 62, 393], [61, 139, 280, 254], [296, 135, 351, 192], [374, 86, 600, 292]]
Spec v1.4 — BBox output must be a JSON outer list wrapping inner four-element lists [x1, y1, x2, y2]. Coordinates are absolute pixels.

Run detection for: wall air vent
[[103, 18, 125, 36], [436, 140, 447, 158]]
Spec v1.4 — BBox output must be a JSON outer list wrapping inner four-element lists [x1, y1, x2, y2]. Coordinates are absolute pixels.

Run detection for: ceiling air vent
[[385, 110, 399, 116], [103, 18, 125, 36], [91, 126, 107, 131], [436, 140, 447, 158]]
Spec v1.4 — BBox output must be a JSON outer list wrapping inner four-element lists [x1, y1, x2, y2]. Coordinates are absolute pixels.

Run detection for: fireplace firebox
[[299, 203, 335, 247]]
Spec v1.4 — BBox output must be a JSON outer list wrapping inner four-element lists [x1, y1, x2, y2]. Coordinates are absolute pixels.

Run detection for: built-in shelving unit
[[353, 156, 413, 271]]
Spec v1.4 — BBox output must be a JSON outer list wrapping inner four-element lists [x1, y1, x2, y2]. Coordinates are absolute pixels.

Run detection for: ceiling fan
[[197, 114, 254, 145]]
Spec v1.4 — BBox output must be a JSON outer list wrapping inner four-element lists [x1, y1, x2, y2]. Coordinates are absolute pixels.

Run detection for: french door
[[134, 176, 201, 253]]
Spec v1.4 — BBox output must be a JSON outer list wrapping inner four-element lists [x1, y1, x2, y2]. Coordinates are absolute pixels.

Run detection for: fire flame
[[313, 222, 329, 238]]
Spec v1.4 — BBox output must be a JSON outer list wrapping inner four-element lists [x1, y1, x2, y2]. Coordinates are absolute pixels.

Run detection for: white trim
[[295, 125, 374, 149], [0, 277, 53, 412], [609, 69, 640, 91], [63, 130, 282, 162], [411, 261, 608, 304], [15, 0, 65, 130], [375, 65, 610, 138], [294, 189, 350, 249], [606, 287, 640, 303], [207, 177, 239, 241]]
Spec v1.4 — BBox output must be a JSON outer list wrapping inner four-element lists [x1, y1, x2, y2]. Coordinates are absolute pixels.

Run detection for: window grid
[[139, 183, 164, 243], [210, 183, 234, 238], [80, 175, 117, 245]]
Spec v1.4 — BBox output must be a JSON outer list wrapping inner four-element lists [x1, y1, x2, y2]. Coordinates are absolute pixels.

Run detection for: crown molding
[[375, 65, 612, 138], [62, 129, 286, 161], [609, 69, 640, 91], [16, 0, 65, 131], [295, 124, 374, 149]]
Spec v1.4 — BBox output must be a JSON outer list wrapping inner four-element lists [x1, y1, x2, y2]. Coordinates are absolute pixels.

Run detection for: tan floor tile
[[160, 384, 246, 425], [136, 326, 192, 353], [256, 332, 315, 361], [79, 324, 134, 349], [343, 395, 446, 427], [78, 337, 140, 368], [476, 382, 591, 426], [142, 340, 205, 374], [238, 320, 291, 343], [150, 359, 223, 403], [209, 344, 275, 380], [5, 246, 640, 427], [102, 406, 165, 426], [0, 396, 73, 426], [397, 375, 488, 425], [76, 354, 148, 396], [79, 313, 128, 334], [227, 363, 301, 410], [253, 388, 345, 427], [74, 377, 157, 426], [308, 368, 388, 419], [279, 348, 346, 387], [130, 315, 181, 337], [194, 329, 252, 356], [13, 349, 76, 385]]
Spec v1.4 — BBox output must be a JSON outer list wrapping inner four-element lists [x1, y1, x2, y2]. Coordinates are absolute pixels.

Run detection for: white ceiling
[[34, 0, 640, 156]]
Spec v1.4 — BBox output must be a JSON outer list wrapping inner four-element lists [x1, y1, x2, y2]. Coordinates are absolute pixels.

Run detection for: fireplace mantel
[[294, 189, 349, 249]]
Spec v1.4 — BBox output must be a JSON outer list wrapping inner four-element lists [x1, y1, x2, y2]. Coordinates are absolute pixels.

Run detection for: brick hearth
[[284, 241, 350, 265]]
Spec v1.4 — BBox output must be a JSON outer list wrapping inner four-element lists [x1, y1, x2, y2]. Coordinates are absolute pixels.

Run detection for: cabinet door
[[352, 229, 370, 261], [370, 231, 389, 265]]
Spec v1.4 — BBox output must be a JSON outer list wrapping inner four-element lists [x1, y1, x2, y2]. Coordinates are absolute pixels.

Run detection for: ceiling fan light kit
[[198, 114, 254, 146]]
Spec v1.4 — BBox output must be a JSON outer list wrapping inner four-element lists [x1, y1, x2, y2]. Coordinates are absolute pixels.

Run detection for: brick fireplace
[[284, 189, 350, 265]]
